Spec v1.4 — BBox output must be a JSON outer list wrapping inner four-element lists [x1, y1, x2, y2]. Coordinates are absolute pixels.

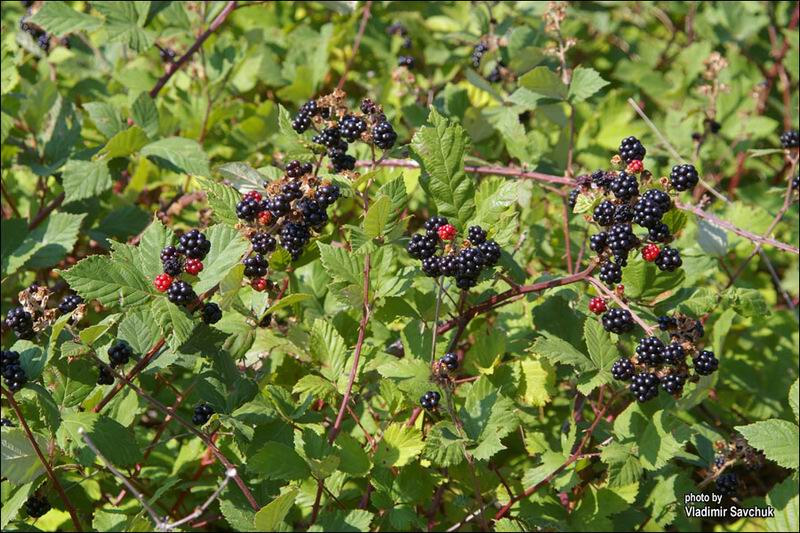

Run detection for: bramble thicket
[[1, 1, 799, 532]]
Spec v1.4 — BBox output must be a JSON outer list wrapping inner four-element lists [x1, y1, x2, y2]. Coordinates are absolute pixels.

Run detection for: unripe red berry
[[154, 274, 173, 292], [257, 210, 272, 225], [185, 258, 204, 275], [588, 297, 607, 314], [642, 243, 660, 262], [243, 190, 262, 202], [626, 160, 644, 174], [251, 278, 268, 292], [437, 224, 457, 241], [616, 284, 625, 297]]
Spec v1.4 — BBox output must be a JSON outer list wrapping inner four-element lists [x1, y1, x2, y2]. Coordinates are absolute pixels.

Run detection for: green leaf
[[84, 102, 124, 139], [131, 92, 159, 139], [519, 357, 554, 407], [0, 482, 34, 529], [29, 1, 102, 35], [423, 421, 466, 467], [194, 225, 249, 294], [151, 298, 195, 350], [117, 307, 161, 355], [14, 213, 85, 271], [62, 253, 153, 308], [97, 126, 148, 159], [374, 424, 424, 468], [410, 108, 475, 227], [0, 428, 46, 485], [638, 411, 687, 470], [577, 320, 617, 394], [197, 178, 240, 226], [309, 319, 348, 384], [254, 489, 298, 531], [736, 419, 799, 470], [136, 218, 175, 281], [216, 162, 265, 189], [765, 476, 799, 532], [568, 67, 609, 102], [335, 433, 371, 477], [790, 379, 799, 424], [363, 195, 392, 239], [141, 137, 210, 175], [533, 332, 592, 371], [317, 242, 363, 285], [59, 412, 143, 467], [93, 1, 153, 52], [248, 443, 310, 480], [311, 510, 374, 533], [62, 159, 112, 203], [518, 66, 567, 100], [600, 442, 642, 487]]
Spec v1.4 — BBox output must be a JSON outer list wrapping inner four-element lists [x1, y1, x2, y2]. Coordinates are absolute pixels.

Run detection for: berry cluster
[[432, 351, 459, 380], [4, 285, 86, 340], [0, 417, 13, 427], [24, 495, 51, 518], [1, 350, 27, 393], [780, 129, 799, 149], [58, 294, 83, 313], [4, 306, 34, 339], [611, 312, 718, 403], [406, 218, 501, 289], [19, 14, 51, 52], [387, 22, 414, 69], [471, 41, 489, 68], [97, 364, 114, 386], [470, 39, 509, 83], [192, 403, 215, 426], [420, 390, 441, 410], [155, 229, 211, 307], [573, 137, 694, 289], [715, 473, 738, 497], [107, 340, 134, 368]]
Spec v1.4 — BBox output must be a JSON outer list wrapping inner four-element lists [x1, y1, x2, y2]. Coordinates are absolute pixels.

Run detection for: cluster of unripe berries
[[1, 350, 27, 393], [407, 218, 502, 289], [387, 22, 414, 69], [291, 94, 397, 173], [235, 160, 341, 266], [610, 313, 718, 403], [572, 136, 695, 287], [154, 230, 210, 308], [192, 403, 215, 426]]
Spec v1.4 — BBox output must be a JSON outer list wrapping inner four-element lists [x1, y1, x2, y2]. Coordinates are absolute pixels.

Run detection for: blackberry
[[251, 232, 277, 254], [607, 224, 638, 256], [360, 98, 377, 115], [406, 234, 438, 260], [420, 390, 441, 410], [280, 222, 311, 260], [192, 403, 215, 426], [441, 352, 458, 372], [602, 308, 635, 334], [291, 112, 311, 133], [315, 184, 341, 207], [599, 260, 623, 285], [593, 200, 616, 226], [456, 248, 485, 278], [372, 121, 397, 150], [780, 129, 799, 149], [160, 246, 179, 262], [657, 315, 677, 331], [591, 169, 613, 190], [478, 240, 501, 266], [589, 232, 608, 253], [629, 372, 660, 402], [162, 256, 184, 277], [299, 100, 320, 116], [421, 256, 441, 277], [471, 42, 488, 68], [267, 194, 292, 218], [669, 164, 699, 192], [610, 171, 639, 201], [4, 307, 34, 339], [613, 204, 634, 224], [642, 189, 671, 212], [655, 246, 682, 272], [694, 350, 719, 376], [648, 222, 671, 243], [177, 229, 211, 260], [568, 188, 580, 210], [635, 336, 665, 365], [286, 160, 310, 179], [313, 127, 341, 148], [619, 136, 646, 163], [438, 254, 459, 277], [662, 342, 686, 365], [792, 176, 799, 190], [243, 254, 269, 278], [25, 495, 51, 518], [0, 417, 13, 427], [341, 114, 367, 142], [455, 275, 479, 290], [97, 365, 114, 385], [282, 180, 304, 201], [58, 294, 83, 313], [1, 350, 27, 392], [329, 150, 356, 172], [715, 473, 738, 497], [633, 197, 665, 228], [201, 303, 223, 325], [714, 455, 726, 469], [611, 358, 635, 381], [108, 340, 133, 367], [398, 55, 414, 68], [486, 64, 503, 83], [424, 216, 448, 239], [661, 373, 686, 395], [167, 280, 197, 306], [467, 225, 487, 245], [297, 198, 328, 229]]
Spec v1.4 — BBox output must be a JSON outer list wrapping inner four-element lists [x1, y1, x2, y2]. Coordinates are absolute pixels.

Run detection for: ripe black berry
[[610, 171, 639, 201], [669, 164, 699, 192], [4, 307, 34, 339], [478, 240, 501, 266], [619, 136, 646, 163], [441, 352, 458, 372], [602, 308, 635, 334], [108, 340, 133, 367], [243, 254, 269, 278], [267, 194, 292, 218], [192, 403, 215, 426], [589, 232, 608, 253], [236, 197, 262, 221], [160, 246, 179, 262], [471, 42, 488, 68], [201, 302, 223, 325], [167, 280, 197, 306], [780, 129, 799, 149], [486, 63, 503, 83], [467, 226, 487, 245], [662, 342, 686, 365], [297, 198, 328, 229], [25, 495, 51, 518], [629, 372, 660, 402], [329, 149, 356, 172], [568, 188, 580, 210], [286, 160, 312, 179], [97, 364, 114, 385], [360, 98, 377, 115], [406, 234, 438, 260], [657, 315, 677, 331], [372, 121, 397, 150], [593, 200, 616, 226], [299, 100, 320, 117], [633, 197, 665, 229], [614, 204, 634, 224], [421, 256, 441, 277], [455, 275, 478, 290], [611, 358, 635, 381], [162, 256, 183, 276], [315, 184, 341, 207], [694, 350, 719, 376], [424, 216, 448, 239], [1, 350, 27, 392], [655, 246, 682, 272], [438, 254, 458, 276], [420, 390, 441, 410], [642, 189, 671, 211], [599, 260, 623, 285], [0, 417, 13, 427], [592, 169, 613, 190], [456, 248, 485, 278], [607, 224, 639, 256], [280, 222, 311, 261], [177, 229, 211, 260], [291, 112, 311, 133], [251, 233, 277, 255], [58, 294, 83, 313], [636, 336, 665, 365], [648, 222, 671, 243], [715, 472, 738, 497], [661, 372, 686, 395], [398, 55, 414, 68]]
